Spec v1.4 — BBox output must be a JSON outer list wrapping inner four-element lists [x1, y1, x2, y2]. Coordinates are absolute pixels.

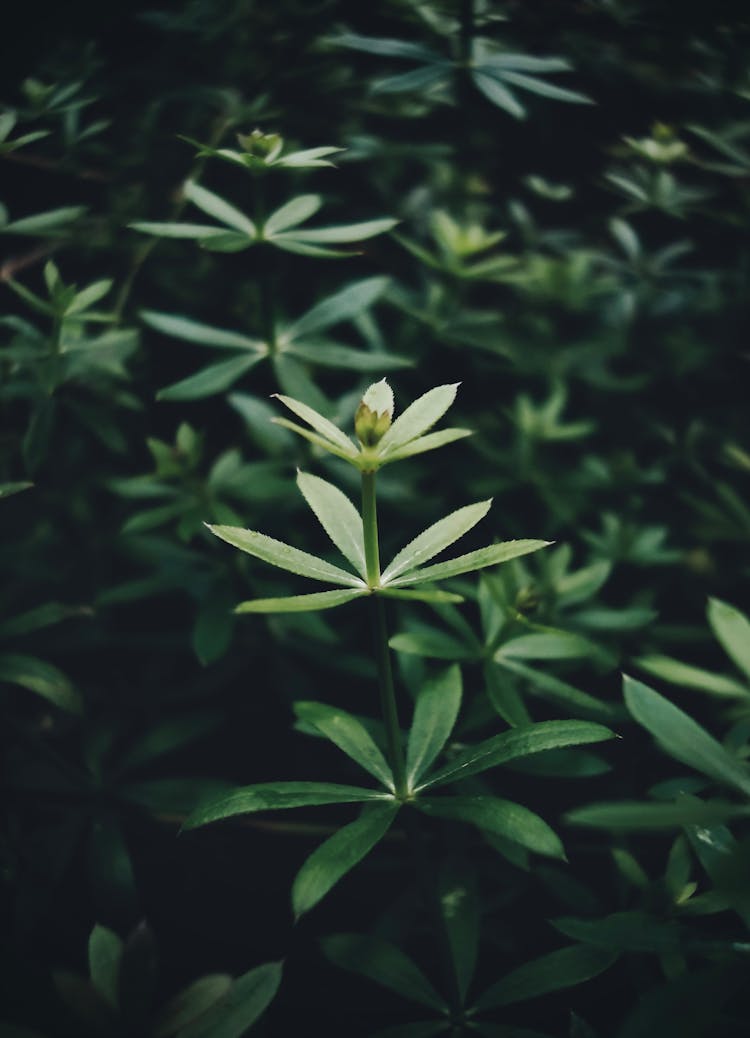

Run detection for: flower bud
[[355, 379, 394, 447], [236, 129, 283, 159]]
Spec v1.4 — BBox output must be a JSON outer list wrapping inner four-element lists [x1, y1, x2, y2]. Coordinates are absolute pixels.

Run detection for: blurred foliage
[[2, 0, 750, 1035]]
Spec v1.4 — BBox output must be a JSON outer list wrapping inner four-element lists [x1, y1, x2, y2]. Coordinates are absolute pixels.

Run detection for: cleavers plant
[[184, 379, 616, 962]]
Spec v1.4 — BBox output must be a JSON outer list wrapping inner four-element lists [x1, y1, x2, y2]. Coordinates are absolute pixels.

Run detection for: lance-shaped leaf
[[235, 588, 368, 613], [271, 394, 358, 455], [176, 961, 282, 1038], [708, 598, 750, 681], [406, 665, 462, 788], [379, 427, 472, 464], [183, 781, 390, 829], [284, 340, 411, 372], [475, 944, 617, 1011], [264, 195, 323, 236], [330, 31, 444, 62], [158, 354, 264, 402], [322, 934, 446, 1011], [140, 310, 266, 352], [276, 217, 397, 244], [498, 71, 592, 105], [472, 70, 526, 119], [294, 701, 394, 789], [183, 180, 256, 235], [379, 588, 464, 605], [416, 719, 615, 791], [437, 859, 479, 1003], [292, 802, 399, 918], [566, 798, 750, 831], [296, 472, 366, 578], [207, 524, 364, 587], [624, 675, 750, 797], [286, 276, 389, 340], [634, 654, 749, 699], [388, 540, 551, 587], [379, 383, 460, 453], [129, 221, 237, 241], [381, 500, 492, 584], [0, 652, 83, 714], [418, 796, 565, 860]]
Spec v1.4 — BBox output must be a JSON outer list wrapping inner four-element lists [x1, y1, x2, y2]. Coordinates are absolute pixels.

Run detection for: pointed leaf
[[270, 418, 359, 462], [390, 540, 551, 587], [419, 796, 565, 859], [708, 598, 750, 681], [380, 427, 473, 464], [472, 70, 526, 118], [498, 659, 622, 723], [157, 354, 263, 401], [129, 221, 234, 240], [330, 32, 444, 62], [177, 961, 281, 1038], [634, 654, 749, 699], [496, 631, 598, 662], [322, 934, 446, 1011], [437, 859, 479, 1002], [382, 500, 492, 583], [566, 798, 750, 830], [371, 65, 449, 95], [378, 588, 464, 605], [154, 975, 232, 1036], [277, 217, 397, 243], [418, 719, 615, 791], [285, 340, 411, 372], [292, 802, 399, 918], [479, 54, 571, 74], [141, 310, 265, 351], [379, 384, 459, 452], [407, 665, 463, 788], [207, 525, 364, 587], [294, 701, 394, 788], [272, 394, 357, 455], [287, 277, 389, 339], [1, 205, 87, 235], [623, 675, 750, 797], [264, 194, 322, 235], [0, 652, 82, 714], [496, 70, 592, 105], [475, 945, 617, 1010], [183, 180, 255, 235], [297, 471, 366, 578], [183, 782, 389, 829], [88, 925, 123, 1009], [389, 629, 475, 660], [235, 589, 367, 613]]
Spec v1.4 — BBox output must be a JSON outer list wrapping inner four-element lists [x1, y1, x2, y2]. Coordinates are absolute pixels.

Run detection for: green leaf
[[708, 598, 750, 681], [88, 924, 123, 1009], [498, 71, 592, 105], [566, 798, 750, 830], [272, 393, 358, 455], [155, 975, 232, 1037], [472, 70, 526, 118], [277, 217, 397, 244], [322, 934, 446, 1011], [66, 279, 113, 315], [0, 481, 33, 499], [157, 354, 264, 401], [264, 194, 322, 236], [379, 428, 473, 464], [207, 525, 364, 587], [330, 32, 443, 62], [496, 631, 598, 662], [129, 221, 233, 240], [406, 665, 463, 788], [183, 180, 255, 235], [389, 629, 475, 661], [390, 540, 551, 587], [285, 340, 411, 372], [141, 310, 265, 351], [177, 961, 282, 1038], [552, 911, 681, 954], [478, 54, 571, 74], [287, 277, 389, 339], [236, 589, 367, 613], [296, 471, 366, 578], [382, 500, 492, 583], [1, 205, 87, 235], [183, 782, 390, 829], [292, 802, 399, 918], [0, 652, 82, 714], [293, 701, 394, 788], [634, 654, 749, 699], [380, 384, 459, 453], [418, 796, 565, 860], [475, 944, 617, 1010], [496, 660, 621, 723], [417, 719, 615, 791], [623, 675, 750, 797], [437, 859, 479, 1001], [371, 65, 449, 95]]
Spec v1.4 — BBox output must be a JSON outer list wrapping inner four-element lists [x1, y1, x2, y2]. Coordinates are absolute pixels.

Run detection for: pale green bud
[[355, 379, 394, 447]]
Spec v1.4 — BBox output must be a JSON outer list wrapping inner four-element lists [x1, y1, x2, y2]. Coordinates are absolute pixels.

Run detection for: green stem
[[362, 469, 407, 797]]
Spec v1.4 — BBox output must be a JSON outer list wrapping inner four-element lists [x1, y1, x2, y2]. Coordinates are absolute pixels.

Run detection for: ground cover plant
[[2, 1, 750, 1035]]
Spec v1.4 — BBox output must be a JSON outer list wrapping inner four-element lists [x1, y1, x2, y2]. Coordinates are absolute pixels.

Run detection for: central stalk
[[361, 468, 407, 798]]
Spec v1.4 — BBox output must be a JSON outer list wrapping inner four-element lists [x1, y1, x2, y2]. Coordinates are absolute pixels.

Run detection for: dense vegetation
[[2, 2, 750, 1035]]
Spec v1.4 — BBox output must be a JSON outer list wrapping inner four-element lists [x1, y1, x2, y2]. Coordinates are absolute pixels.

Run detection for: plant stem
[[362, 469, 407, 797]]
